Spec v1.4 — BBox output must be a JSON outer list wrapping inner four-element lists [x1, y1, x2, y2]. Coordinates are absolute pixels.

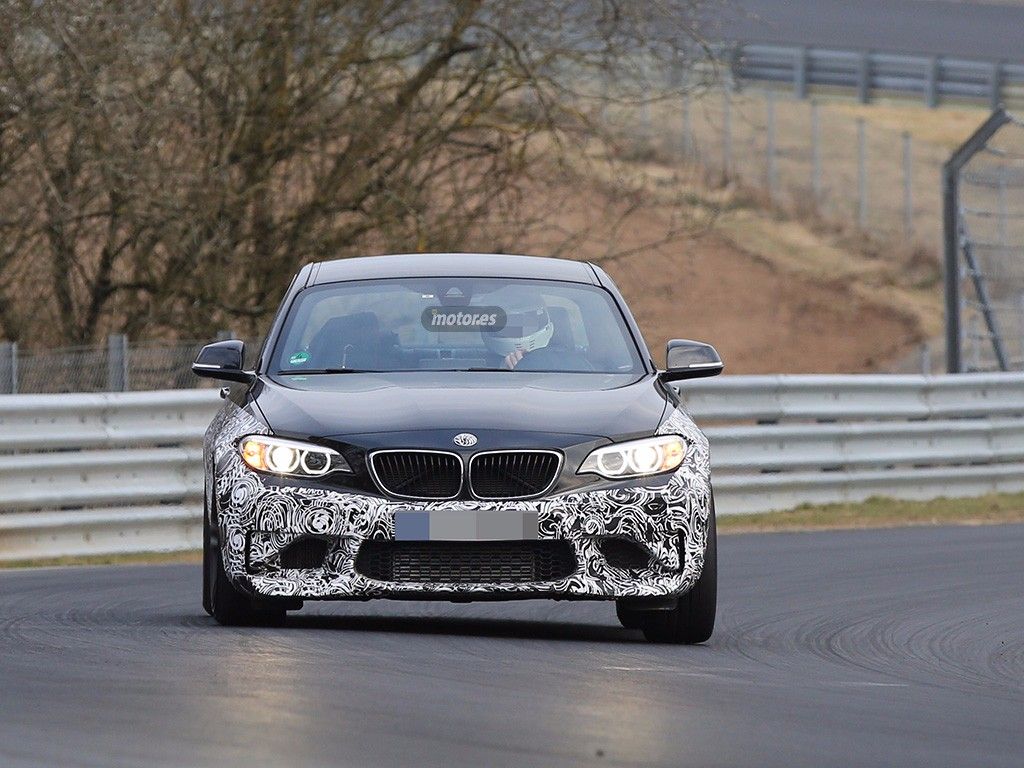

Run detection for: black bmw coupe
[[195, 253, 722, 643]]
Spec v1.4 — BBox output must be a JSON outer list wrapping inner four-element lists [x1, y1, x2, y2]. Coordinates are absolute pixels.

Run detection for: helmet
[[481, 295, 554, 357]]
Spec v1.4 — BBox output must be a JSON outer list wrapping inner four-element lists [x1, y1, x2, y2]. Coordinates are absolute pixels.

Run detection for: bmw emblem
[[453, 432, 478, 447]]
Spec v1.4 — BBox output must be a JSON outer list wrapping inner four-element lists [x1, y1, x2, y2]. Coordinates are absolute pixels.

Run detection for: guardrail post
[[0, 341, 17, 394], [106, 333, 129, 392], [794, 47, 808, 99], [856, 118, 867, 230], [925, 57, 939, 108], [857, 52, 870, 104], [989, 62, 1002, 111], [902, 132, 914, 240]]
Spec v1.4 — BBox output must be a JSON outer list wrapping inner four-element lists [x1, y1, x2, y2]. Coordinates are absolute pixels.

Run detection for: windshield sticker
[[422, 306, 507, 332], [288, 351, 311, 366]]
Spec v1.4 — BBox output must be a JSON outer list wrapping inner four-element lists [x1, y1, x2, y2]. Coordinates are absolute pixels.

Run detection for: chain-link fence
[[663, 88, 949, 247], [592, 72, 956, 258], [945, 109, 1024, 372], [0, 334, 255, 394]]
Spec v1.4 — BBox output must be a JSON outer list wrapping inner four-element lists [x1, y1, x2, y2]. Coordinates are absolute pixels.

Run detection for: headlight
[[578, 435, 686, 479], [238, 435, 351, 477]]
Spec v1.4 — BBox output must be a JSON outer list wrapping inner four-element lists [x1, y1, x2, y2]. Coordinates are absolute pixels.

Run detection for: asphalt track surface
[[706, 0, 1024, 62], [1, 524, 1022, 768]]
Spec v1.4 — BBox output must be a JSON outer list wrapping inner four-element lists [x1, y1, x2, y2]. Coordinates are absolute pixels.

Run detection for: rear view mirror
[[192, 340, 253, 384], [660, 339, 723, 382]]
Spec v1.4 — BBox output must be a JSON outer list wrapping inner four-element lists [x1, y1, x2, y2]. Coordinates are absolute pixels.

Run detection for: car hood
[[253, 371, 669, 444]]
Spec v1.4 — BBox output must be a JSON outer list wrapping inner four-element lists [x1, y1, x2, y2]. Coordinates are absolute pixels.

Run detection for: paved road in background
[[2, 524, 1022, 767], [707, 0, 1024, 62]]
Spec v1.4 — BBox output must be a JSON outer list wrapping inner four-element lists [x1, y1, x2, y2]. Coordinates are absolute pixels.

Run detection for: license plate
[[394, 509, 538, 541]]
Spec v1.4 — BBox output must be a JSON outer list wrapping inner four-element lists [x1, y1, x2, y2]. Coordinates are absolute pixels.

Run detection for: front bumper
[[207, 405, 713, 601]]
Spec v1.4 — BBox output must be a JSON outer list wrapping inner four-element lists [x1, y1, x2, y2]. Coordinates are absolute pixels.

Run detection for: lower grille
[[370, 450, 462, 499], [355, 540, 577, 584], [469, 451, 561, 499]]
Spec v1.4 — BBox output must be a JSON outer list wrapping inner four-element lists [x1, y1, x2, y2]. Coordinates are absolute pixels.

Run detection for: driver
[[482, 297, 554, 370]]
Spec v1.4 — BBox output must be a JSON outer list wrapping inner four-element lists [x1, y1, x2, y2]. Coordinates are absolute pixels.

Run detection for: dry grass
[[0, 550, 201, 570]]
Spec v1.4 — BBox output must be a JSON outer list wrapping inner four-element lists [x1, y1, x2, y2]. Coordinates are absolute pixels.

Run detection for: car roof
[[307, 253, 599, 286]]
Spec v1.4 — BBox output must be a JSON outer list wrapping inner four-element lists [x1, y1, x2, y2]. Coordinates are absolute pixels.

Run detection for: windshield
[[269, 277, 644, 375]]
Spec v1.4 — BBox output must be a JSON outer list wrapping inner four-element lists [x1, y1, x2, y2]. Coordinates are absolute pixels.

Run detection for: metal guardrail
[[726, 43, 1024, 108], [2, 373, 1024, 561]]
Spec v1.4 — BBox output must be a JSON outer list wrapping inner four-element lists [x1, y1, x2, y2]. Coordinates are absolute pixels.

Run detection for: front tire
[[615, 601, 644, 630], [204, 492, 286, 627], [640, 498, 718, 644]]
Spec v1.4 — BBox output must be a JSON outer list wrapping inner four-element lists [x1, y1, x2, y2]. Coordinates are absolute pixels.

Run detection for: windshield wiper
[[460, 367, 514, 372], [275, 368, 381, 375]]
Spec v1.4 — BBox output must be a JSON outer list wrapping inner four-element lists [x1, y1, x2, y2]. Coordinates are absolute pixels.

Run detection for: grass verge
[[719, 493, 1024, 534], [0, 550, 202, 570]]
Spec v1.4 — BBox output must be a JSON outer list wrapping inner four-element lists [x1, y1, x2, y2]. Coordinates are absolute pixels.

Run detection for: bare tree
[[0, 0, 708, 345]]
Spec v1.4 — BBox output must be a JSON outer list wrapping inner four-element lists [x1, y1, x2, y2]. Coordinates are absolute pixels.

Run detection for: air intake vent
[[279, 536, 332, 569], [600, 538, 653, 570], [469, 451, 561, 499], [355, 540, 577, 584], [370, 450, 462, 499]]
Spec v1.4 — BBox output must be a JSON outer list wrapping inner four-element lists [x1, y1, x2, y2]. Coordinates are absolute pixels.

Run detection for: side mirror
[[192, 340, 253, 384], [660, 339, 723, 382]]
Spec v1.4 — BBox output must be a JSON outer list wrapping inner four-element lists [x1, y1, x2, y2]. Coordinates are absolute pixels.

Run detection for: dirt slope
[[604, 230, 919, 374], [529, 179, 923, 374]]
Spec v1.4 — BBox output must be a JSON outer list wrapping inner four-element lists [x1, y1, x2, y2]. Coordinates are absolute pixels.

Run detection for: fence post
[[902, 131, 914, 239], [925, 57, 939, 108], [942, 162, 961, 373], [857, 52, 870, 104], [989, 62, 1002, 111], [106, 333, 129, 392], [997, 167, 1008, 246], [598, 67, 610, 127], [722, 87, 732, 178], [811, 99, 822, 202], [969, 316, 981, 371], [856, 118, 867, 230], [681, 92, 693, 158], [639, 100, 653, 147], [1018, 295, 1024, 364], [941, 108, 1012, 373], [765, 91, 777, 200], [794, 47, 808, 99], [0, 341, 17, 394]]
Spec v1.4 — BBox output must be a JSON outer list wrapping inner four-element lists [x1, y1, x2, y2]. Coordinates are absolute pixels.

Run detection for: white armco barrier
[[1, 373, 1024, 561]]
